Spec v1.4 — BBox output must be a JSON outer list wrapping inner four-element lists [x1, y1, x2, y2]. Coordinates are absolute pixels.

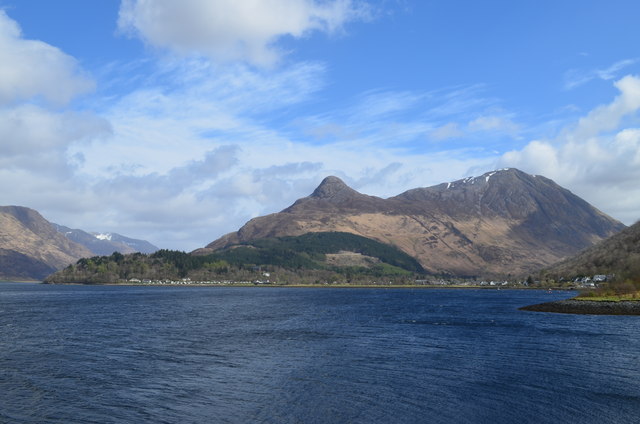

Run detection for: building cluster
[[121, 274, 613, 287], [125, 278, 265, 285], [572, 275, 610, 288]]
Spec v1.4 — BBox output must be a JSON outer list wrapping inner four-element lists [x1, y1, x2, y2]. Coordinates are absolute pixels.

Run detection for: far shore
[[35, 280, 567, 290]]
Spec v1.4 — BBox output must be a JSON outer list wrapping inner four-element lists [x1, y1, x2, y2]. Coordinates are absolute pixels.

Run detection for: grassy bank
[[0, 279, 41, 283], [575, 293, 640, 302]]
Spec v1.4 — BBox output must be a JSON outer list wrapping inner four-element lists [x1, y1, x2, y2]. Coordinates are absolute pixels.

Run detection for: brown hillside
[[0, 206, 92, 280]]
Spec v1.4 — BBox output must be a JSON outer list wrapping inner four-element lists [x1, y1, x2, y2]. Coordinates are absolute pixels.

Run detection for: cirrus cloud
[[564, 58, 639, 90]]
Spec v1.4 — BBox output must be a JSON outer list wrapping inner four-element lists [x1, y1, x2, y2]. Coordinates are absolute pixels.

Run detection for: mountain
[[541, 220, 640, 281], [0, 206, 92, 280], [198, 169, 625, 277], [53, 224, 158, 256]]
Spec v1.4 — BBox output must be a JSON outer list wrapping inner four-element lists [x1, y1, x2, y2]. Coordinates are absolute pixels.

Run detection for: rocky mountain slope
[[53, 224, 158, 256], [542, 220, 640, 281], [198, 169, 625, 277], [0, 206, 92, 280]]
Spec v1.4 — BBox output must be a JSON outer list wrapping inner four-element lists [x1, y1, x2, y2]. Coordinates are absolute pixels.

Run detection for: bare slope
[[0, 206, 92, 280], [198, 169, 624, 277]]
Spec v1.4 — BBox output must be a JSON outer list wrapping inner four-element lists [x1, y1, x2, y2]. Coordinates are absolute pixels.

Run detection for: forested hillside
[[45, 232, 426, 284]]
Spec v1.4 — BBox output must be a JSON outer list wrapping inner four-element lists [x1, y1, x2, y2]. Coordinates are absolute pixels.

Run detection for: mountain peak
[[310, 176, 359, 201], [440, 168, 528, 189], [0, 205, 52, 235]]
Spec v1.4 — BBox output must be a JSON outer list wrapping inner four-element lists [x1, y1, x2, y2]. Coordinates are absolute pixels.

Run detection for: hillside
[[45, 232, 426, 284], [0, 206, 92, 280], [215, 232, 424, 273], [542, 220, 640, 281], [198, 169, 625, 278]]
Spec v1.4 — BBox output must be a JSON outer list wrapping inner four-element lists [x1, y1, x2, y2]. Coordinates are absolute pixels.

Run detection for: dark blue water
[[1, 284, 639, 423]]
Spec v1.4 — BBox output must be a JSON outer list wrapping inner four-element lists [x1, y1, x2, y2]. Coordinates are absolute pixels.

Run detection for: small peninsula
[[520, 299, 640, 315]]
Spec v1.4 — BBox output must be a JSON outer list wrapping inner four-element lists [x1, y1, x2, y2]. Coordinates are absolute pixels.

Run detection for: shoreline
[[38, 281, 557, 290], [519, 298, 640, 315]]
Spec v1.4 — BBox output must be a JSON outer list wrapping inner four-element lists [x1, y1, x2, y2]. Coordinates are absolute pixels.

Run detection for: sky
[[1, 0, 640, 251]]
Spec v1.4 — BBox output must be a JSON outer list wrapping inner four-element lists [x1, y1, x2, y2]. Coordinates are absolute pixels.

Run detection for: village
[[122, 274, 614, 288]]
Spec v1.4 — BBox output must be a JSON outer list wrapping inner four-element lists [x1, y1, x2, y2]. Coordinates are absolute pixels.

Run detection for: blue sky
[[1, 0, 640, 250]]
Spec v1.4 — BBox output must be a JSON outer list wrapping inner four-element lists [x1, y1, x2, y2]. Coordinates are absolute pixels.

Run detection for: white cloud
[[0, 10, 107, 207], [0, 105, 109, 159], [118, 0, 369, 66], [0, 105, 111, 233], [500, 74, 640, 225], [570, 75, 640, 140], [0, 11, 113, 241], [0, 10, 94, 106], [500, 140, 559, 180]]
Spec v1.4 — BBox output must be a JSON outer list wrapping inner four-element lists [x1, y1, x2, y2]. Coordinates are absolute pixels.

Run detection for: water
[[1, 283, 639, 423]]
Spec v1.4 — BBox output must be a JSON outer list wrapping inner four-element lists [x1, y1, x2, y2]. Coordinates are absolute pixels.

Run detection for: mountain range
[[197, 168, 625, 278], [0, 206, 157, 281], [2, 168, 629, 281]]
